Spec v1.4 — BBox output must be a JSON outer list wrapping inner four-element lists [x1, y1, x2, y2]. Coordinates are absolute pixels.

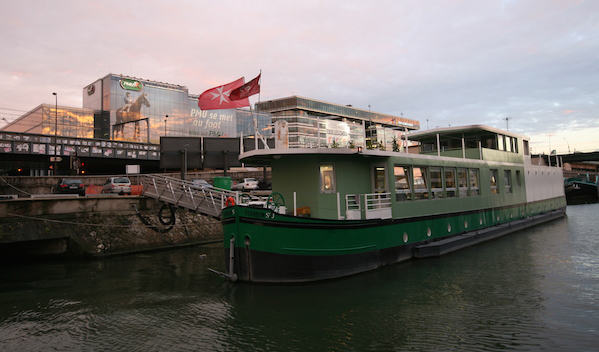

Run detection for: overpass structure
[[561, 151, 599, 163], [0, 130, 161, 175]]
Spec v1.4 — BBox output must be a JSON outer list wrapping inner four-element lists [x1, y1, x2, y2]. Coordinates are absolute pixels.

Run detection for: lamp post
[[52, 92, 58, 175], [564, 138, 571, 153], [164, 115, 168, 136], [505, 117, 511, 131]]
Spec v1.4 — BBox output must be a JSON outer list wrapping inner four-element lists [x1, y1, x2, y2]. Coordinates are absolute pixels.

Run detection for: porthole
[[403, 232, 408, 243], [427, 228, 432, 237]]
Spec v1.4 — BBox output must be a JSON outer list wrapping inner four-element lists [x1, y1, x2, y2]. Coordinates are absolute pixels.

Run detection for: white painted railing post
[[337, 192, 341, 220], [294, 192, 297, 216]]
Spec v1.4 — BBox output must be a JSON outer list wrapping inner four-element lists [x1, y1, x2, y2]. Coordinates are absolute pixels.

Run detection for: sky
[[0, 0, 597, 154]]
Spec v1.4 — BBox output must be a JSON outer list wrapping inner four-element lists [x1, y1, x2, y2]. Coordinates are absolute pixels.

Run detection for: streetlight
[[52, 92, 58, 175], [164, 115, 168, 136], [564, 138, 571, 153], [505, 117, 511, 131]]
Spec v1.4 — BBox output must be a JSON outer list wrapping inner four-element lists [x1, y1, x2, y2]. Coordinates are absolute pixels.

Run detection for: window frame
[[490, 169, 499, 194], [319, 163, 336, 193]]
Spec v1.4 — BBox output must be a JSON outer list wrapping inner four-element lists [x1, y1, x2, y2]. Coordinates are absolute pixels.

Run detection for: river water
[[1, 204, 598, 351]]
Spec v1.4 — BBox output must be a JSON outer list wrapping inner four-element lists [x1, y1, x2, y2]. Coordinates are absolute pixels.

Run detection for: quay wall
[[0, 196, 223, 259]]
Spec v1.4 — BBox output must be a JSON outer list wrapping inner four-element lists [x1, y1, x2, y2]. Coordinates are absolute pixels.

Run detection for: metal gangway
[[141, 174, 237, 218]]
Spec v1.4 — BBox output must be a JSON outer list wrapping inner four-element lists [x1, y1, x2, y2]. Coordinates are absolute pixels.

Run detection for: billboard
[[160, 137, 202, 169], [203, 138, 241, 168]]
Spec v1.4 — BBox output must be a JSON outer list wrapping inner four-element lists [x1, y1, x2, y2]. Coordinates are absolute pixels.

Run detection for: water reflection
[[225, 232, 555, 351], [1, 209, 598, 351]]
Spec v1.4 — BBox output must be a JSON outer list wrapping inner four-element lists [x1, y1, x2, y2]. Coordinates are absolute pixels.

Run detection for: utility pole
[[52, 92, 58, 175]]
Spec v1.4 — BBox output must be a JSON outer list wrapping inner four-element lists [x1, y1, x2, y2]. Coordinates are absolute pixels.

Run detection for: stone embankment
[[0, 171, 270, 260], [0, 196, 222, 259]]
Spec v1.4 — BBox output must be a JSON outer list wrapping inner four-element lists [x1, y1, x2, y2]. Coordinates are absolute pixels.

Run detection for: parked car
[[102, 177, 132, 195], [191, 179, 213, 189], [53, 178, 86, 196], [232, 178, 259, 191]]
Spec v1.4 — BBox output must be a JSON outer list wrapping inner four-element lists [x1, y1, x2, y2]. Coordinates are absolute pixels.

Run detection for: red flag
[[230, 73, 261, 101], [198, 77, 250, 110]]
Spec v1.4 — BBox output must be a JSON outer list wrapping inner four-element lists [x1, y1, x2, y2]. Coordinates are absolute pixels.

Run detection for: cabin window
[[319, 164, 336, 193], [413, 167, 429, 200], [394, 166, 411, 201], [516, 170, 522, 187], [490, 169, 499, 194], [498, 135, 505, 151], [445, 168, 457, 198], [509, 137, 517, 153], [482, 136, 496, 150], [373, 165, 387, 193], [430, 167, 444, 199], [523, 140, 530, 155], [469, 169, 480, 196], [458, 168, 468, 197], [504, 170, 513, 193]]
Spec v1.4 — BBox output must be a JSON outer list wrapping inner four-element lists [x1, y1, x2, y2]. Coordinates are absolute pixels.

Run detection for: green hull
[[222, 197, 565, 283]]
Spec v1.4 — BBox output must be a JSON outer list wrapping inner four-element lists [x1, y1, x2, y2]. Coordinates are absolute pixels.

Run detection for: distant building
[[0, 74, 418, 175], [256, 96, 419, 149], [3, 74, 272, 145]]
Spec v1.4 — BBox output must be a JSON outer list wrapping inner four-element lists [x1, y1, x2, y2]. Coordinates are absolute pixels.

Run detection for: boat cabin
[[240, 125, 560, 221]]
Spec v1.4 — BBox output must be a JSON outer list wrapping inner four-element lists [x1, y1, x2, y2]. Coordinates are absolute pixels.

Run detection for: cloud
[[0, 0, 597, 153]]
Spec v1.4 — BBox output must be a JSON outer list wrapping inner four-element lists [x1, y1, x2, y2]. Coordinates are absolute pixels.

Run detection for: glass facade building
[[5, 104, 96, 139], [81, 74, 272, 144], [256, 96, 419, 149]]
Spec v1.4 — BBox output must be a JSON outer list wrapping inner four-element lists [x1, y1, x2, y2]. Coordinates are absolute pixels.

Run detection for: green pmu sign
[[120, 79, 143, 91]]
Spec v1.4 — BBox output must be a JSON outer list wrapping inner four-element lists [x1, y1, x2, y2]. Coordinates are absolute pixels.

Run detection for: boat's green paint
[[222, 196, 564, 257]]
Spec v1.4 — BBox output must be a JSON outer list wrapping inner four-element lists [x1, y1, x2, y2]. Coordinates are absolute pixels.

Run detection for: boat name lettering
[[245, 210, 274, 219], [245, 210, 262, 218]]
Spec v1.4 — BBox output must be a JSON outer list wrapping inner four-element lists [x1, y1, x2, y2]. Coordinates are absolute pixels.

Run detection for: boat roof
[[239, 124, 529, 165], [408, 124, 529, 141], [240, 147, 362, 165]]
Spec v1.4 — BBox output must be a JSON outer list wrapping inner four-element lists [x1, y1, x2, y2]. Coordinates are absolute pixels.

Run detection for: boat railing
[[345, 192, 392, 220], [345, 194, 361, 220]]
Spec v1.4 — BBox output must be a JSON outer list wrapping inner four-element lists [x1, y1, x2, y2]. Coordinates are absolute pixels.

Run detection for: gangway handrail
[[140, 174, 239, 218]]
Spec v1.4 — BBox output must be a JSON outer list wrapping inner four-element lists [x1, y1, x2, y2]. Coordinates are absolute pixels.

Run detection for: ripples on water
[[1, 205, 599, 351]]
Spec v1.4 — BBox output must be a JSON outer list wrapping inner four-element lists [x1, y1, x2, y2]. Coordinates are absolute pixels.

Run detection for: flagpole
[[258, 69, 261, 103]]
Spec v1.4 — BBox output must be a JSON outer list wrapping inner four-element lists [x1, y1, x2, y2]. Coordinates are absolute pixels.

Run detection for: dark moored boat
[[564, 177, 599, 204]]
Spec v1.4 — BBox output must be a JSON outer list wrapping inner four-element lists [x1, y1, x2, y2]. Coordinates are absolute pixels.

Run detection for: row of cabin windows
[[394, 166, 480, 201], [497, 135, 519, 153], [394, 166, 521, 201], [422, 134, 522, 154], [490, 169, 522, 195], [319, 163, 522, 200]]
